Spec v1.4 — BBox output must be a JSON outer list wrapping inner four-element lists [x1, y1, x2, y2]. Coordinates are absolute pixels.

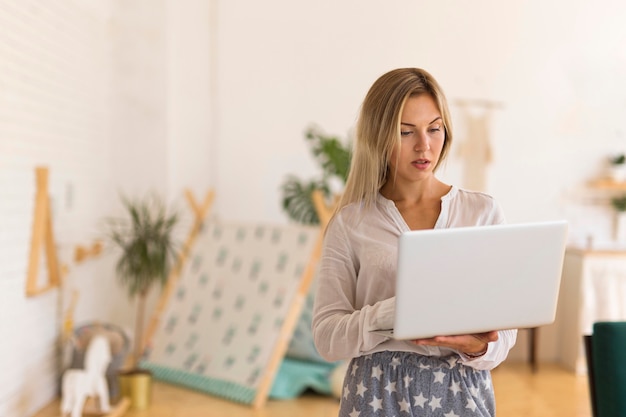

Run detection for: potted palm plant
[[280, 125, 351, 225], [104, 192, 180, 410]]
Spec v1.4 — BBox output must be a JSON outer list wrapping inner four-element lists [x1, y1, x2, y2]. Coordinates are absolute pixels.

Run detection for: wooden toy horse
[[61, 334, 112, 417]]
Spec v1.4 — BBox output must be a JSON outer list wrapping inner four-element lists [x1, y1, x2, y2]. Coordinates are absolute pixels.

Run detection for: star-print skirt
[[338, 351, 495, 417]]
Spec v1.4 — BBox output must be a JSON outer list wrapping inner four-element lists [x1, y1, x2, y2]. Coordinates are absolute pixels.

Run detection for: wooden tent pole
[[252, 189, 337, 408], [142, 189, 215, 355]]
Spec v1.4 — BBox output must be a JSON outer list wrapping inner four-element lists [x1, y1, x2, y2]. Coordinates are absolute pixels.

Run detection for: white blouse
[[312, 186, 518, 371]]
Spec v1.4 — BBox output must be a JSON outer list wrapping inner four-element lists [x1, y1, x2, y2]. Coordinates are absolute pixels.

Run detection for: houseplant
[[104, 192, 180, 409], [280, 125, 351, 225]]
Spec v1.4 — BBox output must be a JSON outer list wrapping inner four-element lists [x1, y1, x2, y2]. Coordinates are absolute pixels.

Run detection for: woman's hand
[[412, 331, 499, 355]]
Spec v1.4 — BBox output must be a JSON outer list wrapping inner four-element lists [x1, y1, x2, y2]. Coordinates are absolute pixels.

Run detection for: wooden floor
[[35, 361, 592, 417]]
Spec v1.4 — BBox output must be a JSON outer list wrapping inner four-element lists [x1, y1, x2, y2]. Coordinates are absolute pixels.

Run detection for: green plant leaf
[[280, 176, 331, 225], [104, 193, 180, 298], [611, 194, 626, 211], [610, 153, 626, 165], [305, 126, 351, 182], [279, 125, 351, 224]]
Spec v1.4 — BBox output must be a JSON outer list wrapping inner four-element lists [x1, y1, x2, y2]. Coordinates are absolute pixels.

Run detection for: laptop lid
[[380, 220, 568, 340]]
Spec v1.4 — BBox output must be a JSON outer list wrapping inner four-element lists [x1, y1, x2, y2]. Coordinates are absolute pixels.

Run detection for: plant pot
[[613, 211, 626, 244], [118, 369, 152, 411]]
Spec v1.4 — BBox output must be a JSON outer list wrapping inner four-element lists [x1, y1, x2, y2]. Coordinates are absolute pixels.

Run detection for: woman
[[312, 68, 517, 417]]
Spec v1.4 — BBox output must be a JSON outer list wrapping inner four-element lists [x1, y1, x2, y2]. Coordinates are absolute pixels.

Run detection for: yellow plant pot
[[118, 370, 152, 410]]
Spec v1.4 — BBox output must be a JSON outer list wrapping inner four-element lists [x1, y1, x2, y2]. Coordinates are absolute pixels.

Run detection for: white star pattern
[[466, 398, 478, 412], [475, 396, 485, 409], [356, 382, 367, 397], [449, 380, 462, 396], [339, 354, 494, 417], [390, 357, 401, 369], [371, 365, 383, 380], [419, 362, 431, 370], [413, 393, 428, 408], [385, 381, 397, 395], [399, 398, 411, 413], [370, 395, 383, 412], [430, 396, 442, 411], [433, 369, 446, 384]]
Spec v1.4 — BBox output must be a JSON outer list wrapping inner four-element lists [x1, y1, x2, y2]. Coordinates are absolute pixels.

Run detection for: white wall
[[0, 1, 117, 416], [213, 0, 626, 245], [165, 0, 214, 200], [0, 0, 214, 415], [110, 0, 168, 196], [2, 1, 626, 415]]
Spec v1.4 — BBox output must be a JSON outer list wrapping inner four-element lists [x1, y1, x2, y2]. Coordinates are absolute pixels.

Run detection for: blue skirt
[[338, 351, 495, 417]]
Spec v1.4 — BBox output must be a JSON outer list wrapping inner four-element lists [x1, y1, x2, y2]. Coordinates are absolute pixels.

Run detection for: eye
[[429, 126, 442, 133], [400, 130, 413, 137]]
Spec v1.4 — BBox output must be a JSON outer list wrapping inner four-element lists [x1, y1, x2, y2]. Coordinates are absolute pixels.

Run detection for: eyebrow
[[400, 117, 442, 127]]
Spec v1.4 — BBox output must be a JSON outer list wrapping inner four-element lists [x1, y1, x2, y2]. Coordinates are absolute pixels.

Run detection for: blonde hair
[[338, 68, 453, 211]]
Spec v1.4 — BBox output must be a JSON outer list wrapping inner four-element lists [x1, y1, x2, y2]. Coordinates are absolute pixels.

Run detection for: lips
[[412, 159, 430, 169]]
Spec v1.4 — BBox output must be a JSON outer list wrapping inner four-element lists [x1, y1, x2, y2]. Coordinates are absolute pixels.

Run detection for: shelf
[[567, 245, 626, 257], [588, 179, 626, 190]]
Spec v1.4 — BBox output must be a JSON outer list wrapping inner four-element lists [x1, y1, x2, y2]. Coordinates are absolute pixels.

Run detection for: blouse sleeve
[[311, 214, 394, 362], [457, 329, 518, 370]]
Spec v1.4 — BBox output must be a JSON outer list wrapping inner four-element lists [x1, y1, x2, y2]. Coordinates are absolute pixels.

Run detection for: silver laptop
[[371, 220, 568, 340]]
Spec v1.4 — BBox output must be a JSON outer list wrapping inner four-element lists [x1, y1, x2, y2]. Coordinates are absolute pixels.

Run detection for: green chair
[[585, 321, 626, 417]]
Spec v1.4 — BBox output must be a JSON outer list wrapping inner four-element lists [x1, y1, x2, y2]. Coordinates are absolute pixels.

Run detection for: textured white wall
[[0, 0, 215, 415], [0, 1, 117, 416]]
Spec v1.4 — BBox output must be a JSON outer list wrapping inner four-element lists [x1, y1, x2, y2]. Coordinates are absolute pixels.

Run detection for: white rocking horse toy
[[61, 334, 112, 417]]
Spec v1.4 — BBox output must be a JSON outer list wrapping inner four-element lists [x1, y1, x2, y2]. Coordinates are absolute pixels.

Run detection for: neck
[[380, 175, 441, 204]]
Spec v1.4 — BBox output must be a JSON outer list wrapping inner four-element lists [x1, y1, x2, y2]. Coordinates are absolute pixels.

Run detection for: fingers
[[411, 335, 466, 348], [472, 331, 499, 343], [411, 331, 499, 351], [411, 337, 437, 345]]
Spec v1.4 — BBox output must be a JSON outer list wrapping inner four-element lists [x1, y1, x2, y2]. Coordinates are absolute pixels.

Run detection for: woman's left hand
[[411, 331, 498, 354]]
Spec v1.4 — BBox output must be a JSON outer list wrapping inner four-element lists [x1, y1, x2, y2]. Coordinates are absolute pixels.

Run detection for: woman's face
[[387, 94, 445, 184]]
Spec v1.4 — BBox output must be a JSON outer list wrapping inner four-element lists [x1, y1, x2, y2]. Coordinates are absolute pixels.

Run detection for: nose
[[413, 134, 430, 152]]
